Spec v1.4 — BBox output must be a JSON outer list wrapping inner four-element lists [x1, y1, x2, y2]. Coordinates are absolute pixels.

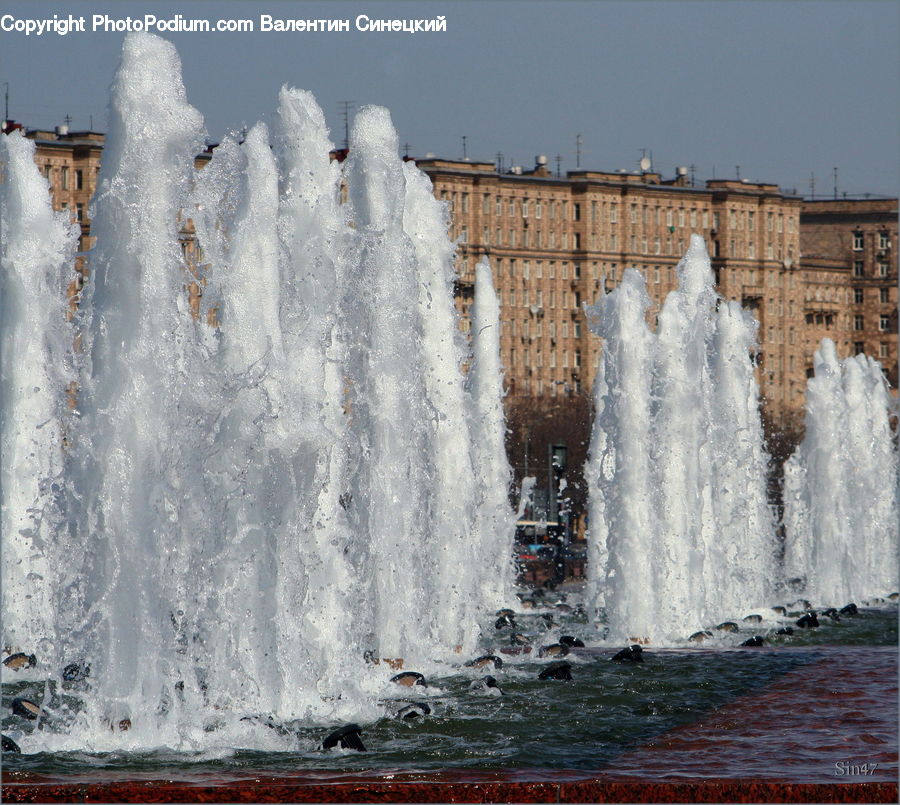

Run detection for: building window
[[76, 203, 83, 222], [854, 288, 864, 304], [878, 262, 889, 277], [880, 287, 889, 304], [879, 315, 890, 332], [854, 341, 865, 355], [536, 201, 542, 219], [61, 166, 68, 190], [879, 232, 890, 249], [853, 261, 864, 277], [880, 342, 890, 359], [852, 232, 863, 250], [630, 204, 638, 224], [461, 193, 469, 213], [609, 204, 617, 223], [854, 315, 864, 331], [573, 203, 581, 222], [75, 169, 83, 190]]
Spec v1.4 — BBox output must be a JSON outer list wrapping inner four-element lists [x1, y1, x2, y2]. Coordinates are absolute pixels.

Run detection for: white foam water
[[585, 235, 776, 643], [783, 340, 899, 605], [1, 33, 517, 749]]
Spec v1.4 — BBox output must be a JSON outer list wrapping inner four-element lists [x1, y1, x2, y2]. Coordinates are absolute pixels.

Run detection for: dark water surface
[[3, 606, 896, 784]]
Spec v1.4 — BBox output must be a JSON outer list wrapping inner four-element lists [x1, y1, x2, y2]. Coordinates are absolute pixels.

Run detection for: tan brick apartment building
[[799, 199, 898, 389], [4, 122, 896, 415]]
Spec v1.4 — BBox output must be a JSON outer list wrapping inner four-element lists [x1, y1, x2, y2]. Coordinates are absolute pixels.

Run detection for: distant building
[[800, 199, 898, 390], [3, 121, 895, 414], [417, 156, 815, 413]]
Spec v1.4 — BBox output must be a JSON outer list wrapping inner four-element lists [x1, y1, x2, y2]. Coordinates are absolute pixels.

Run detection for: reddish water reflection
[[603, 646, 897, 783]]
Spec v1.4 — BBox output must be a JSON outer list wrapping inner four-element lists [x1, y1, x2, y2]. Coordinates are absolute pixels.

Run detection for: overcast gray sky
[[3, 0, 898, 196]]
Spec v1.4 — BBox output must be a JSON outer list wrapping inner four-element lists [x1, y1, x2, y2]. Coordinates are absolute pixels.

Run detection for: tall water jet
[[651, 236, 717, 634], [585, 269, 656, 641], [271, 87, 370, 714], [468, 257, 516, 610], [402, 164, 481, 652], [67, 31, 212, 734], [585, 235, 774, 643], [783, 340, 899, 604], [0, 131, 78, 655], [343, 107, 440, 663]]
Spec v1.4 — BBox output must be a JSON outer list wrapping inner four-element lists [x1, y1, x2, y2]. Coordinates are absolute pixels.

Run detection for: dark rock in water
[[742, 614, 762, 624], [396, 702, 431, 720], [532, 588, 546, 599], [2, 734, 21, 753], [390, 671, 426, 687], [889, 593, 899, 601], [789, 599, 812, 611], [820, 608, 841, 622], [539, 613, 555, 628], [796, 611, 819, 628], [469, 675, 502, 695], [776, 627, 794, 635], [519, 599, 536, 610], [538, 662, 572, 680], [495, 613, 516, 630], [689, 631, 713, 643], [740, 636, 765, 647], [542, 579, 557, 590], [612, 645, 644, 663], [771, 606, 787, 616], [839, 603, 859, 616], [62, 661, 90, 682], [465, 654, 503, 670], [555, 603, 573, 613], [538, 643, 569, 658], [3, 653, 36, 670], [510, 633, 530, 646], [871, 597, 886, 604], [559, 635, 585, 648], [11, 698, 42, 720], [322, 723, 366, 751], [715, 622, 740, 633], [495, 608, 515, 618], [498, 644, 532, 656]]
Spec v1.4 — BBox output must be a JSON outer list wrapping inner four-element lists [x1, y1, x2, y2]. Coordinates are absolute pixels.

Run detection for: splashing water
[[783, 339, 899, 605], [0, 33, 516, 750], [584, 236, 776, 644]]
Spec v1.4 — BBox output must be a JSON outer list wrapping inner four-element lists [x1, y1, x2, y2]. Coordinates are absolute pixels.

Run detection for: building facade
[[4, 121, 896, 415], [800, 199, 898, 390], [417, 157, 813, 413]]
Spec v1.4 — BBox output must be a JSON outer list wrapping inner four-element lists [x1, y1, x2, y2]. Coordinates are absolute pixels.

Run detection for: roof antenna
[[575, 133, 582, 169], [462, 135, 467, 160], [339, 101, 354, 149]]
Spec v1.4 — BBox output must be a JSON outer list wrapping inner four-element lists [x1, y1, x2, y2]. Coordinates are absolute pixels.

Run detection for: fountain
[[585, 236, 778, 644], [783, 339, 899, 605], [1, 32, 898, 789], [1, 32, 517, 750]]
